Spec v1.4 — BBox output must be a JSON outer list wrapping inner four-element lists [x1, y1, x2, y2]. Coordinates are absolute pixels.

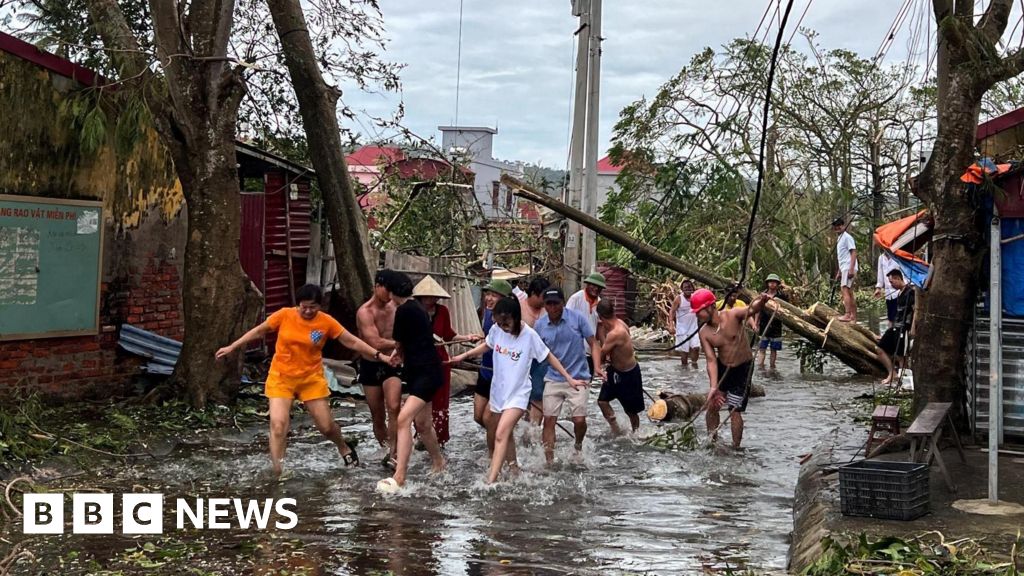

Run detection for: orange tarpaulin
[[960, 161, 1013, 184], [874, 210, 931, 265]]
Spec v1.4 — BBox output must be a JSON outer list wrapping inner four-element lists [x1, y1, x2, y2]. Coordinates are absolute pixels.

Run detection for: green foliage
[[605, 31, 933, 290], [643, 423, 698, 451], [805, 532, 1022, 575]]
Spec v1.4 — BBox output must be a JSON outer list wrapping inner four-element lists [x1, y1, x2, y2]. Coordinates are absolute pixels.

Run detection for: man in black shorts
[[356, 270, 403, 460], [377, 270, 446, 491], [594, 300, 645, 434], [875, 268, 916, 386], [692, 287, 771, 449]]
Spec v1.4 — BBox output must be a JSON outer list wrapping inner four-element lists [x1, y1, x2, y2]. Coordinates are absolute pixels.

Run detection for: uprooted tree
[[504, 174, 887, 376]]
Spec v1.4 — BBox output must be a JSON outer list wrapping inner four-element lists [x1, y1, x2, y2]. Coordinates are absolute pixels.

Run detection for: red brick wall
[[0, 251, 183, 401]]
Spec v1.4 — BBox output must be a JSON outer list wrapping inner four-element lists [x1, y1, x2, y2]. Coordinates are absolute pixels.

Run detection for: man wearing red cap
[[691, 287, 772, 449]]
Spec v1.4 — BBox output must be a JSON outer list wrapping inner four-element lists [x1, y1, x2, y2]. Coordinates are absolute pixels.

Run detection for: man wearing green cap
[[756, 274, 788, 369], [565, 272, 606, 375], [474, 278, 514, 456]]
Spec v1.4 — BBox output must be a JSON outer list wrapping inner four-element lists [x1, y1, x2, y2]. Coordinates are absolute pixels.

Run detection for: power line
[[738, 0, 796, 287]]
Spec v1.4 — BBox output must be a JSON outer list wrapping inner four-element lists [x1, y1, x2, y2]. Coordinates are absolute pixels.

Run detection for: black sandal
[[342, 446, 359, 467]]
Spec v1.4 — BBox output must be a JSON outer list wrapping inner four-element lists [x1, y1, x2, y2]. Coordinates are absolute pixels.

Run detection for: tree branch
[[978, 0, 1013, 44]]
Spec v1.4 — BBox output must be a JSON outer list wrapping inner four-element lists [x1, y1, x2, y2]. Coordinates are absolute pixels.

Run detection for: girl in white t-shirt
[[452, 297, 585, 483]]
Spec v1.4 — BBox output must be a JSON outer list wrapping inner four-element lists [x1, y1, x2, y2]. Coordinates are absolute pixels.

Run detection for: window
[[491, 181, 500, 211]]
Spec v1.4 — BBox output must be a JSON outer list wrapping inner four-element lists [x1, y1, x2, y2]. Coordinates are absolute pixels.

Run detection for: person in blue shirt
[[534, 288, 599, 464]]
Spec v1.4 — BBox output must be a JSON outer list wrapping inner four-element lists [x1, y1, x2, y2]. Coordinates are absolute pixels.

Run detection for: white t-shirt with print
[[486, 323, 550, 412], [836, 231, 858, 274]]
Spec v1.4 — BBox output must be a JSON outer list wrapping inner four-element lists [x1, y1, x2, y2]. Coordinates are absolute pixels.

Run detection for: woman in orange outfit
[[216, 284, 388, 475]]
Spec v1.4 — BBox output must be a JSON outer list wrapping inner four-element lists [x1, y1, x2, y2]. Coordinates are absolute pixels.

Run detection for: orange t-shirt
[[267, 308, 345, 377]]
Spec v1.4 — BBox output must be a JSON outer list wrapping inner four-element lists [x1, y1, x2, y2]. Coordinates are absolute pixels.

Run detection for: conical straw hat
[[412, 275, 451, 298]]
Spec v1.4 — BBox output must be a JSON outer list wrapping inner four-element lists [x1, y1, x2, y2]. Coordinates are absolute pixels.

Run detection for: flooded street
[[11, 349, 876, 575]]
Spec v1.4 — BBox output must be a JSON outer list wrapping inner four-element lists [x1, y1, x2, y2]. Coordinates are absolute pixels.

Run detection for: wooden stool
[[865, 405, 901, 457], [907, 402, 967, 492]]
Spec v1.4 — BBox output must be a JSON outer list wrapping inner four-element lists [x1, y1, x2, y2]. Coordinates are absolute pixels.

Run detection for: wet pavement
[[8, 348, 876, 575]]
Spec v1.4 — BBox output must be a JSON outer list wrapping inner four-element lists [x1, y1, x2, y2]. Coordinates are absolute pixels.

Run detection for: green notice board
[[0, 194, 103, 340]]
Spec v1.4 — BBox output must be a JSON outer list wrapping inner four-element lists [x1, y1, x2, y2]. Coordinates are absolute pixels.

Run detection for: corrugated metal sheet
[[240, 188, 265, 293], [598, 263, 636, 322], [264, 170, 310, 315], [383, 251, 484, 340], [967, 313, 1024, 440], [118, 324, 181, 375]]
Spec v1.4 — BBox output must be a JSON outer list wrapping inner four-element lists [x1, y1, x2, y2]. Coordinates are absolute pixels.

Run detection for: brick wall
[[0, 251, 183, 401]]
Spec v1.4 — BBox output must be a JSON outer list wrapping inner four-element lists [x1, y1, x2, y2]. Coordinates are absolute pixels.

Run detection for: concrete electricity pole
[[580, 0, 602, 277], [564, 0, 590, 291]]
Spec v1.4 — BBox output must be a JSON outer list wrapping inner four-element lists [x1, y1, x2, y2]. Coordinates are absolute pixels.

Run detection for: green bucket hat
[[765, 273, 782, 285], [583, 272, 607, 288], [483, 278, 513, 298]]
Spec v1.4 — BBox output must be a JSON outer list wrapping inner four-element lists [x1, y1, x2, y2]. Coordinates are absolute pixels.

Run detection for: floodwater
[[11, 349, 876, 575]]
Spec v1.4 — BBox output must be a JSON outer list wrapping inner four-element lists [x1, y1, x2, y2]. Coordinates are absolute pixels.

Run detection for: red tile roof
[[346, 145, 405, 167], [597, 155, 622, 174]]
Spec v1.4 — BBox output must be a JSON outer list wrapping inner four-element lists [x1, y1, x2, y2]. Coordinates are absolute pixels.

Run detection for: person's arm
[[668, 295, 680, 334], [450, 341, 491, 363], [745, 292, 771, 320], [215, 321, 274, 359], [545, 351, 587, 389], [848, 248, 858, 277], [700, 332, 722, 407], [337, 330, 387, 362], [355, 307, 396, 351], [874, 257, 884, 298], [588, 335, 605, 379]]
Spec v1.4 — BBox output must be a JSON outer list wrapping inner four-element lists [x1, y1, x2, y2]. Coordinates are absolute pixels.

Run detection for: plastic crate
[[839, 460, 930, 521]]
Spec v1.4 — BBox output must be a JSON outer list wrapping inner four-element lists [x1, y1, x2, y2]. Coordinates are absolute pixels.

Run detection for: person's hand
[[706, 389, 724, 410], [388, 354, 402, 367], [834, 271, 840, 281], [450, 353, 464, 364], [464, 334, 484, 343], [569, 378, 588, 390], [873, 287, 882, 299], [595, 366, 607, 381], [215, 345, 234, 360]]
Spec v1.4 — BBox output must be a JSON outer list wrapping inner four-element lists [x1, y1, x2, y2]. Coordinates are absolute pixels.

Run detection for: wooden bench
[[906, 402, 966, 492], [865, 405, 901, 458]]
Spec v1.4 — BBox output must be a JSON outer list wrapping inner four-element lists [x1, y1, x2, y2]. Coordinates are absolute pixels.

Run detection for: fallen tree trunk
[[503, 175, 885, 376], [651, 385, 767, 422]]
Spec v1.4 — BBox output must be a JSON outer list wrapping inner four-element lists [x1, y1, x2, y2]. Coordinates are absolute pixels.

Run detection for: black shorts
[[879, 327, 909, 357], [357, 359, 401, 387], [598, 364, 645, 415], [475, 370, 493, 399], [405, 363, 443, 402], [716, 360, 753, 413]]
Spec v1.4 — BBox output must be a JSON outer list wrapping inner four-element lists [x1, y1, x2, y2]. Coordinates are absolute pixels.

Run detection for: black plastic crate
[[839, 460, 930, 521]]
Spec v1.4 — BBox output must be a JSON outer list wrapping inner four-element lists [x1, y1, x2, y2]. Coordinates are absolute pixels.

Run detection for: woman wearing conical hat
[[412, 275, 483, 446]]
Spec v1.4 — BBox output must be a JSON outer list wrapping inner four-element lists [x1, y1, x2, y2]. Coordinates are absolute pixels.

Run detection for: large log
[[503, 175, 886, 376], [651, 385, 768, 422]]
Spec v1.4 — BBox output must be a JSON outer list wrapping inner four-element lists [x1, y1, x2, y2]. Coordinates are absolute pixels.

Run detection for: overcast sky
[[339, 0, 954, 168]]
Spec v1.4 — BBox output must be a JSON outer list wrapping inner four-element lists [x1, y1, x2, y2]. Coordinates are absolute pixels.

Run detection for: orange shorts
[[265, 370, 330, 402]]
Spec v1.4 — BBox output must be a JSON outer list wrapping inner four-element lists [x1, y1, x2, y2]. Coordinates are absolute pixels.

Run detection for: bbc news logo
[[23, 494, 298, 534]]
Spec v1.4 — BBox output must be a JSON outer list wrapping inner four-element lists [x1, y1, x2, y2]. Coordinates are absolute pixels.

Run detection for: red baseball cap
[[690, 288, 717, 313]]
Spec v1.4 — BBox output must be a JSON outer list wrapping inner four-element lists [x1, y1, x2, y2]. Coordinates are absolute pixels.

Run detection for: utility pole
[[580, 0, 602, 277], [564, 0, 590, 291]]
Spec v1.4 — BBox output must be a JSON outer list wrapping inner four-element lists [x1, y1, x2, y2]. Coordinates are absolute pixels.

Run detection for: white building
[[594, 155, 623, 212], [439, 126, 526, 221]]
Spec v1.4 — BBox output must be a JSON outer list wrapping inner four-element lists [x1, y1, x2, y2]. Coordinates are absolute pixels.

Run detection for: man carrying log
[[692, 287, 772, 449]]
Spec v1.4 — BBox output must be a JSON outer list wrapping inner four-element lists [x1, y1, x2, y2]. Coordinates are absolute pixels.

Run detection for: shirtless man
[[356, 269, 402, 462], [690, 288, 771, 449], [594, 300, 644, 435]]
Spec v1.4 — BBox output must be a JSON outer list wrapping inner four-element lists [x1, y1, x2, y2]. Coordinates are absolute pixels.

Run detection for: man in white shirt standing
[[832, 217, 858, 322], [565, 272, 605, 375], [874, 252, 900, 331]]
